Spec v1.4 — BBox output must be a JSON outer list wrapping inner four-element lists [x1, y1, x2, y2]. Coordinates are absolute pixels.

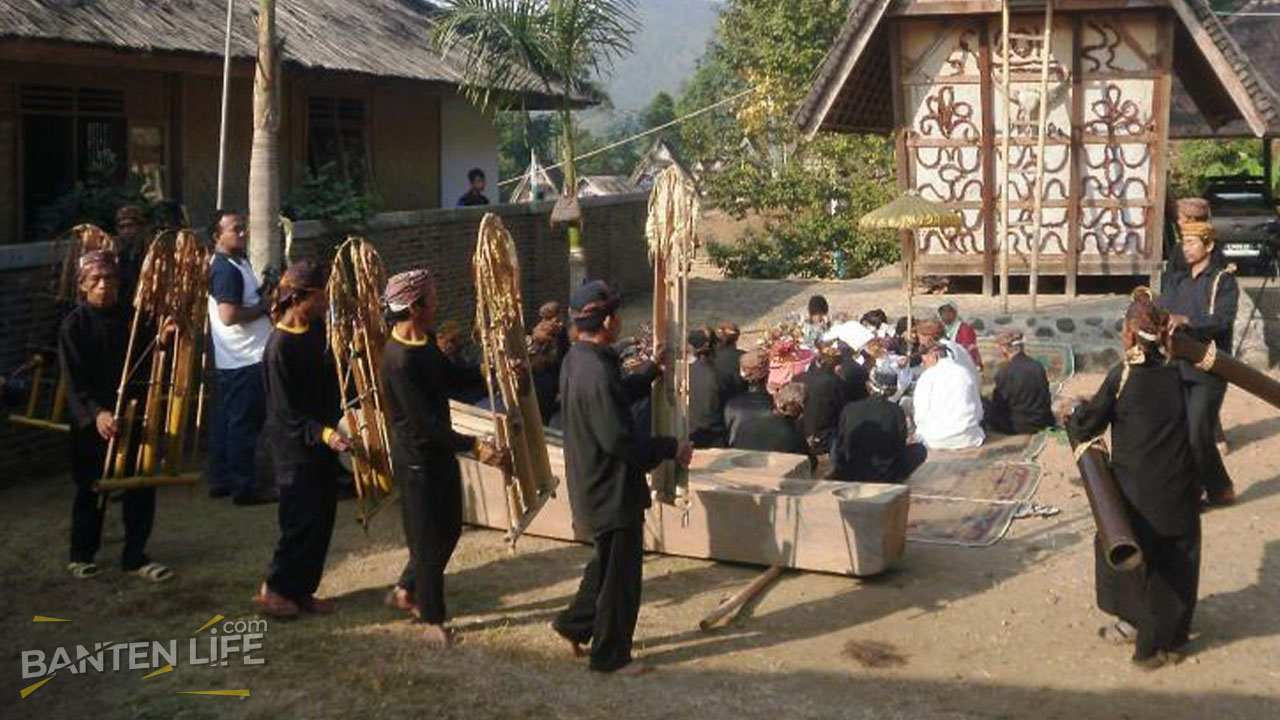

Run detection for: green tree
[[677, 46, 745, 163], [433, 0, 639, 245]]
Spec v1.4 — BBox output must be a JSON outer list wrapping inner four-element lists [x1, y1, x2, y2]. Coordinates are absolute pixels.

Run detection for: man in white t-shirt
[[913, 345, 985, 450], [207, 210, 274, 505]]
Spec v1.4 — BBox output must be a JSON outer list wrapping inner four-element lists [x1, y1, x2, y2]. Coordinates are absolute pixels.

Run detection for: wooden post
[[1066, 14, 1083, 298], [889, 22, 912, 295], [1028, 0, 1054, 312], [979, 23, 997, 297], [1000, 2, 1012, 311], [1147, 13, 1174, 292], [699, 565, 784, 631]]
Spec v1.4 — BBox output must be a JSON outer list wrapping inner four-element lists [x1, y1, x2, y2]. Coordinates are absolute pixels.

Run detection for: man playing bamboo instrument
[[1157, 213, 1239, 507], [58, 250, 173, 582], [378, 269, 507, 648], [255, 261, 350, 618], [553, 280, 694, 675]]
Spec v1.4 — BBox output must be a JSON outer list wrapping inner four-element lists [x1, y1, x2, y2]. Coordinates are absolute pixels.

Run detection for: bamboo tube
[[7, 415, 70, 432], [101, 303, 146, 482], [96, 472, 201, 491], [137, 348, 166, 476], [699, 565, 784, 631], [1171, 333, 1280, 409], [50, 373, 68, 424], [25, 358, 44, 418], [113, 399, 138, 479]]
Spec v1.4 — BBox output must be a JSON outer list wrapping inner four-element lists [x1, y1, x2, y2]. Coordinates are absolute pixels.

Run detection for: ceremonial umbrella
[[858, 191, 963, 335]]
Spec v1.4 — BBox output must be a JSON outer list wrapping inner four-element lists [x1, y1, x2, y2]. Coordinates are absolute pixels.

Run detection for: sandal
[[135, 562, 174, 583], [1098, 621, 1137, 645], [68, 561, 100, 579]]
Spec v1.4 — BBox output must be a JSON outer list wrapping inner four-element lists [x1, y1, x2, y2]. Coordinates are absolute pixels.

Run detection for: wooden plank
[[1066, 13, 1083, 297], [892, 0, 1164, 15], [1146, 12, 1174, 291]]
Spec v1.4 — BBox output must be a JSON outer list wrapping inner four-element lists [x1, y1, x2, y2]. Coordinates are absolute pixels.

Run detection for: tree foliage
[[1170, 138, 1276, 198]]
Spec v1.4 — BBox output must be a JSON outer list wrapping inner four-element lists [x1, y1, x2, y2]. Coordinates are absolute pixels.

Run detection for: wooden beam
[[1147, 13, 1174, 291], [979, 21, 997, 296], [1165, 0, 1269, 137], [889, 21, 914, 295], [891, 0, 1165, 16], [1066, 14, 1083, 297]]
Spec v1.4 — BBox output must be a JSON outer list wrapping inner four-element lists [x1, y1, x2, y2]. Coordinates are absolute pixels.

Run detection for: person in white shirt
[[207, 210, 274, 505], [913, 345, 985, 450]]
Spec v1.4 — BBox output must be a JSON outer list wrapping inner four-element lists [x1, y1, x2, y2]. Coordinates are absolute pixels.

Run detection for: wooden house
[[796, 0, 1280, 294], [0, 0, 573, 245]]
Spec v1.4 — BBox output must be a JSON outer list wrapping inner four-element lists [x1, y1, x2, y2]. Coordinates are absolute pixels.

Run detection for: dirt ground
[[3, 366, 1278, 720]]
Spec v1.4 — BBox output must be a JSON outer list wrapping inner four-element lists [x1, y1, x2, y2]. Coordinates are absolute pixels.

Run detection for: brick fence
[[0, 193, 650, 483]]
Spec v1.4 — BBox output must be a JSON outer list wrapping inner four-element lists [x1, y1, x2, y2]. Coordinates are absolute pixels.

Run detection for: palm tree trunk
[[560, 105, 581, 249], [248, 0, 281, 275]]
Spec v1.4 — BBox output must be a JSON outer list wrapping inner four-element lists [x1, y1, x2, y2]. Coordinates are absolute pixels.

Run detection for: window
[[306, 96, 368, 189], [19, 86, 128, 240]]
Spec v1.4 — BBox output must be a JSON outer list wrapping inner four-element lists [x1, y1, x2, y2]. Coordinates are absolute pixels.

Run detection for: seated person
[[687, 327, 727, 448], [860, 309, 891, 339], [984, 330, 1055, 435], [837, 341, 870, 404], [913, 345, 985, 450], [795, 342, 847, 454], [938, 301, 983, 370], [528, 316, 565, 423], [620, 342, 659, 439], [802, 295, 831, 347], [713, 322, 747, 398], [830, 367, 927, 483], [731, 382, 811, 460], [724, 349, 774, 447], [915, 318, 978, 380]]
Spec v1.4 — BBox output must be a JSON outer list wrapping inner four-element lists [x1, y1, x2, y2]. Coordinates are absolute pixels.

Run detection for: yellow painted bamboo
[[113, 400, 138, 479], [51, 373, 68, 423], [137, 348, 166, 476], [7, 415, 69, 432], [25, 360, 43, 418]]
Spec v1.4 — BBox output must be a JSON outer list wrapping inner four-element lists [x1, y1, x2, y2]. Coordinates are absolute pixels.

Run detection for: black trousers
[[553, 519, 644, 672], [395, 458, 463, 625], [69, 428, 154, 569], [1185, 378, 1232, 498], [266, 458, 338, 603], [1095, 519, 1201, 660], [892, 442, 929, 482]]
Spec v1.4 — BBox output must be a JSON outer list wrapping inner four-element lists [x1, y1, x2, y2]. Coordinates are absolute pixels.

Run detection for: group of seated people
[[496, 293, 1056, 487], [682, 295, 1058, 484]]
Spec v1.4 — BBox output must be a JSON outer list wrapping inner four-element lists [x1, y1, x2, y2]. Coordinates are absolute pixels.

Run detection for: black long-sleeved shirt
[[380, 332, 476, 469], [831, 397, 908, 482], [837, 354, 870, 404], [987, 353, 1056, 435], [58, 303, 141, 432], [724, 389, 773, 447], [688, 357, 727, 448], [560, 341, 678, 535], [1158, 261, 1238, 383], [713, 346, 747, 399], [797, 367, 847, 447], [263, 322, 341, 468], [1067, 360, 1200, 536], [730, 413, 809, 457]]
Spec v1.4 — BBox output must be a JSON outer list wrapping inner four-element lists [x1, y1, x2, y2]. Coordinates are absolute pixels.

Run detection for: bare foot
[[613, 660, 653, 677], [421, 624, 453, 650], [566, 638, 587, 658]]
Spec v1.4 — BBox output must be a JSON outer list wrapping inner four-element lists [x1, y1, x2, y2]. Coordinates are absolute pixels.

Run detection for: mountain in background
[[582, 0, 721, 131]]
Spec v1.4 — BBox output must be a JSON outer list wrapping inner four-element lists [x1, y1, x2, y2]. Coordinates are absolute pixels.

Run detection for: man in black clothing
[[731, 382, 811, 459], [984, 330, 1055, 435], [255, 261, 351, 618], [553, 280, 693, 676], [457, 168, 491, 207], [113, 205, 148, 305], [1157, 223, 1238, 506], [837, 344, 871, 405], [713, 322, 747, 398], [796, 342, 847, 454], [830, 367, 926, 483], [58, 251, 172, 582], [724, 348, 774, 446], [687, 327, 728, 448], [379, 269, 506, 648]]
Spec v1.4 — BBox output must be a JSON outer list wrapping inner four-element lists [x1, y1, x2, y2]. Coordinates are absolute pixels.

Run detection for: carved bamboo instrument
[[647, 165, 698, 506], [1069, 436, 1142, 571], [473, 214, 558, 544], [327, 237, 396, 527]]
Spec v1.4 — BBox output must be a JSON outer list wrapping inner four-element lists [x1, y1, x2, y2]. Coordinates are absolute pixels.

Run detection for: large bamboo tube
[[1171, 333, 1280, 409], [137, 348, 166, 476], [699, 565, 784, 631], [113, 400, 138, 480], [25, 359, 44, 418], [1069, 437, 1142, 571], [50, 373, 68, 424]]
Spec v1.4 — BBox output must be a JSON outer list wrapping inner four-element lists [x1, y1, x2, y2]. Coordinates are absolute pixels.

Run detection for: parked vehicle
[[1202, 175, 1280, 274]]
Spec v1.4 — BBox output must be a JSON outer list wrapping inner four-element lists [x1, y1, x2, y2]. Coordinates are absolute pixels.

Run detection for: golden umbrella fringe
[[473, 213, 558, 546], [96, 228, 209, 494], [646, 165, 698, 507], [858, 191, 963, 337], [327, 237, 396, 529]]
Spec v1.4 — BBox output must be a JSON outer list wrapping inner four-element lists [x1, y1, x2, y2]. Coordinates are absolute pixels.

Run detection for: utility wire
[[499, 86, 758, 186]]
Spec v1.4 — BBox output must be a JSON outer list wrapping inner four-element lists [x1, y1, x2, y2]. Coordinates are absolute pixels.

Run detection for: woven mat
[[905, 432, 1047, 547]]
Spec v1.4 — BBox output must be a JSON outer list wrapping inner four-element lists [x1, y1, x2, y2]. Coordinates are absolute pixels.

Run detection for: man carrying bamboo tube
[[1157, 205, 1239, 507], [206, 209, 275, 506], [58, 250, 173, 582], [553, 280, 694, 676], [255, 261, 350, 618], [377, 269, 507, 648]]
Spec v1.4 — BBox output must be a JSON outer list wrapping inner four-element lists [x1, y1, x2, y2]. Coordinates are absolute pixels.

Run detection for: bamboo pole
[[101, 304, 146, 481], [1000, 0, 1012, 311], [1028, 0, 1054, 312], [698, 565, 784, 631]]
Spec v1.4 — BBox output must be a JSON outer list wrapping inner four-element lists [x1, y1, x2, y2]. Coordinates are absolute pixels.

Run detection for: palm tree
[[433, 0, 638, 244], [248, 0, 281, 274]]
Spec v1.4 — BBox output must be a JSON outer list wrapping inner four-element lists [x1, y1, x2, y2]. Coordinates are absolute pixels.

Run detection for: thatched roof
[[796, 0, 1280, 139], [577, 175, 640, 197], [1170, 0, 1280, 137], [0, 0, 582, 108]]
